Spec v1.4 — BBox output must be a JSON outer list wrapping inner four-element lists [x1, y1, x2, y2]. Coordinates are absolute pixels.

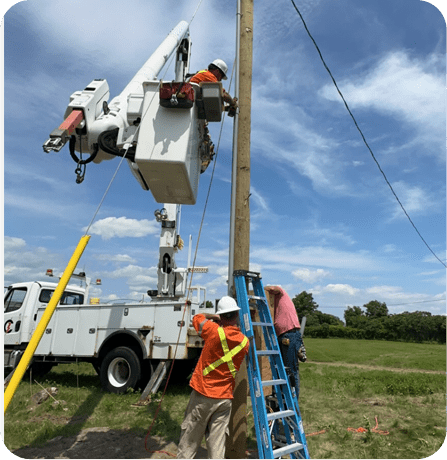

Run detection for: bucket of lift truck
[[134, 81, 202, 205], [133, 81, 223, 205]]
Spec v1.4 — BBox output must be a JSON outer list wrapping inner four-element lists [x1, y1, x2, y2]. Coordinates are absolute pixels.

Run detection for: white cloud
[[250, 186, 270, 213], [250, 94, 350, 197], [3, 236, 26, 251], [3, 236, 64, 285], [323, 283, 360, 296], [94, 253, 137, 264], [310, 283, 445, 315], [204, 275, 228, 296], [389, 181, 439, 219], [85, 216, 159, 240], [251, 244, 384, 271], [12, 0, 236, 78], [320, 50, 445, 157], [292, 267, 330, 283], [103, 264, 158, 293]]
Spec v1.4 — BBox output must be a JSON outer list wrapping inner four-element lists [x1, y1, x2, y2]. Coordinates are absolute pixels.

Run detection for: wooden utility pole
[[226, 0, 253, 458]]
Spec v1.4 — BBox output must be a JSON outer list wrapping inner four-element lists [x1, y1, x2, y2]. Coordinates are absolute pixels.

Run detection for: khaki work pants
[[177, 389, 232, 459]]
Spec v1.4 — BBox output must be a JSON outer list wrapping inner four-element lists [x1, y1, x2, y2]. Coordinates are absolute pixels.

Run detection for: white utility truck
[[5, 20, 229, 393], [4, 271, 207, 393]]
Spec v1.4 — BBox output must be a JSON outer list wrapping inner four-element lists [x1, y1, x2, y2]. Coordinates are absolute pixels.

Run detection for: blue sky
[[2, 0, 446, 322]]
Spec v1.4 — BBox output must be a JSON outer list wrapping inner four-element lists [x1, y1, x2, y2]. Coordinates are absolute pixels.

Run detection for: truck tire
[[99, 347, 141, 394]]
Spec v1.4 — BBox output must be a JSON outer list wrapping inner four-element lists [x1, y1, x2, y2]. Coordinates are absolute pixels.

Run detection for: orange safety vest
[[189, 69, 218, 84], [203, 327, 249, 379], [190, 314, 249, 399]]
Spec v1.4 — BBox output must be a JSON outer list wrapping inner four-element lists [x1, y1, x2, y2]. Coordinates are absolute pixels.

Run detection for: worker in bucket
[[265, 286, 307, 400], [176, 296, 249, 459], [189, 59, 238, 115]]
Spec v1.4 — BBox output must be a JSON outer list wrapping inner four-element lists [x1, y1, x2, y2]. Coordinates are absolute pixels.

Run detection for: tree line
[[292, 291, 446, 344]]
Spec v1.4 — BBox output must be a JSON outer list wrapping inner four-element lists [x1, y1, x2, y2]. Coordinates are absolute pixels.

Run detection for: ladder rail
[[234, 270, 310, 459]]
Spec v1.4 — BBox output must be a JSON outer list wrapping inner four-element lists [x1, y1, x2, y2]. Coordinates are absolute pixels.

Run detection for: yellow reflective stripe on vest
[[203, 327, 248, 379]]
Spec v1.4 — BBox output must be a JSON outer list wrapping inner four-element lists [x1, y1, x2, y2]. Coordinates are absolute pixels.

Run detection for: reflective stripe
[[203, 327, 249, 379], [198, 319, 207, 336]]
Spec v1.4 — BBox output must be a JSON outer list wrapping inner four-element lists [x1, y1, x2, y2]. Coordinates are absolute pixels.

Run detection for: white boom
[[43, 20, 190, 162], [42, 21, 224, 299]]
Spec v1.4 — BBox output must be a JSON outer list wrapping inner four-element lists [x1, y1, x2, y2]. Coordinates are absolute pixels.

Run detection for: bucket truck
[[4, 21, 226, 394], [42, 19, 225, 300]]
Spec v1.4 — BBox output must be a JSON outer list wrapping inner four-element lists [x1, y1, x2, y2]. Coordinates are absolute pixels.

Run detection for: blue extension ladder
[[234, 270, 310, 459]]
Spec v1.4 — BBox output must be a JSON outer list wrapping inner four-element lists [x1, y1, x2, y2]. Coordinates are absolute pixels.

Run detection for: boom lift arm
[[42, 21, 222, 299], [43, 21, 191, 163]]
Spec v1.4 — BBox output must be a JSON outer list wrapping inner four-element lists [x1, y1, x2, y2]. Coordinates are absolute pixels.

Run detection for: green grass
[[305, 337, 446, 371], [4, 362, 191, 451], [4, 339, 446, 458], [298, 363, 445, 458]]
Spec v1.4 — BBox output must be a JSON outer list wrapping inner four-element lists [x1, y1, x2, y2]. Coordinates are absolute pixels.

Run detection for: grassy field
[[3, 338, 446, 458], [305, 337, 446, 371]]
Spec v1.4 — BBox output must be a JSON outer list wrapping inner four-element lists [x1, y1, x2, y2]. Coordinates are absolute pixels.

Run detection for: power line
[[289, 0, 446, 269]]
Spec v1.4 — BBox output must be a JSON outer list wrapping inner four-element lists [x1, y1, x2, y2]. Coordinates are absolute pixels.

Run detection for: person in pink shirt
[[265, 286, 306, 400]]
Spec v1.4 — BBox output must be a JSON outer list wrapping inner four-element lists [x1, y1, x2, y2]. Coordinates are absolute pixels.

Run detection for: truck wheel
[[99, 347, 141, 394]]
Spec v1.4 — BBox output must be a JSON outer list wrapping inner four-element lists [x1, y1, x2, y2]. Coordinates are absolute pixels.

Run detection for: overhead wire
[[289, 0, 446, 269]]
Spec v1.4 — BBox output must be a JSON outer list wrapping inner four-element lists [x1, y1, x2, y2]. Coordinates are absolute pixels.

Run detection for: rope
[[189, 0, 205, 25], [291, 415, 390, 439]]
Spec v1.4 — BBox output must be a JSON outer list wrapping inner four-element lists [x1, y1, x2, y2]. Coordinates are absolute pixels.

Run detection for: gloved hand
[[227, 98, 238, 117]]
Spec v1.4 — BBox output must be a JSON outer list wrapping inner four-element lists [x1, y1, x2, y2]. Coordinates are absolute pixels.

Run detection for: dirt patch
[[12, 427, 259, 459], [12, 428, 191, 459]]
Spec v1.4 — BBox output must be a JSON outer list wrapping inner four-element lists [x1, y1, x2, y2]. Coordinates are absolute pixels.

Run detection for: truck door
[[4, 286, 28, 346]]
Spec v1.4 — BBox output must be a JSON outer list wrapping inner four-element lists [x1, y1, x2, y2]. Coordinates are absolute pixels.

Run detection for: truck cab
[[4, 280, 86, 373]]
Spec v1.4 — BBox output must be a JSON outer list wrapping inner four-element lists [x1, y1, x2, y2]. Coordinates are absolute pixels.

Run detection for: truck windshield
[[39, 289, 84, 305], [4, 287, 27, 313]]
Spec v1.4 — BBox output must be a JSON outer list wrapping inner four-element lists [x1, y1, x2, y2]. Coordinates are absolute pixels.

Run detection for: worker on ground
[[265, 286, 306, 400], [176, 296, 249, 459], [189, 59, 238, 113]]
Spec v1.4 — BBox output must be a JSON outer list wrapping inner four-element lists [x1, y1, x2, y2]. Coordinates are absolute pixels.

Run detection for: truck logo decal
[[4, 320, 13, 333]]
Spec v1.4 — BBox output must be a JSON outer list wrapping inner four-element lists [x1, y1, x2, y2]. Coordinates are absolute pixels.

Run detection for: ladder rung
[[273, 442, 304, 458], [252, 321, 273, 327], [262, 379, 287, 387], [248, 295, 267, 301], [256, 350, 280, 356], [267, 410, 296, 421]]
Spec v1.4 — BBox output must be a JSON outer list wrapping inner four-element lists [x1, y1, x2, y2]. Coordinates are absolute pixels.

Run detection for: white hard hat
[[217, 296, 240, 315], [211, 59, 228, 80]]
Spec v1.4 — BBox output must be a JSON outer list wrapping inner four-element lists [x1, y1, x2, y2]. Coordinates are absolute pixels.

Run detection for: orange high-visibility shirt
[[190, 314, 249, 399], [189, 70, 218, 84]]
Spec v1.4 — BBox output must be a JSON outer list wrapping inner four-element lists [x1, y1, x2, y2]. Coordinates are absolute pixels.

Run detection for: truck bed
[[35, 299, 203, 360]]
